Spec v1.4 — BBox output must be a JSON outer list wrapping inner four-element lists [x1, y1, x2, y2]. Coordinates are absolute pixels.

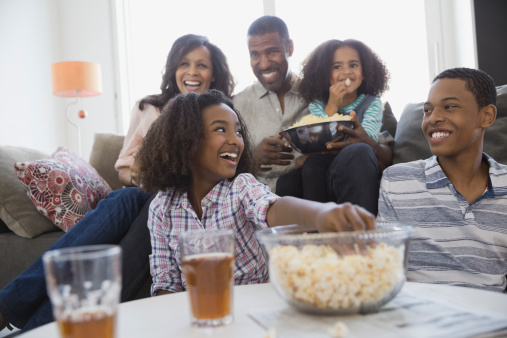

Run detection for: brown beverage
[[57, 310, 116, 338], [182, 252, 234, 320]]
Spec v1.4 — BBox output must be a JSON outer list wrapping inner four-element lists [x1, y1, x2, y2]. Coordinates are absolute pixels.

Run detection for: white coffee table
[[18, 282, 507, 337]]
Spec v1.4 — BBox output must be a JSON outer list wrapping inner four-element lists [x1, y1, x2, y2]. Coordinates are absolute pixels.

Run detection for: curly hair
[[139, 34, 235, 110], [299, 39, 390, 103], [133, 90, 256, 193], [433, 67, 496, 109]]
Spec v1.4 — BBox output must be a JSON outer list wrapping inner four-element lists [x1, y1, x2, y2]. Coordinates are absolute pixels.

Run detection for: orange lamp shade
[[51, 61, 102, 97]]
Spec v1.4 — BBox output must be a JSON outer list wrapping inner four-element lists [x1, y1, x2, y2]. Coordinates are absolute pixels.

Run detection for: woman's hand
[[118, 167, 136, 187]]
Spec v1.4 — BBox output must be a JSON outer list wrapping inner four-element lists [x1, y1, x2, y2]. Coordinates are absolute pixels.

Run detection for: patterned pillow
[[14, 147, 112, 231]]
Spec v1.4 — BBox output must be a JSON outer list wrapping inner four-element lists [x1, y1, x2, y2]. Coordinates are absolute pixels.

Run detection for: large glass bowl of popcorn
[[280, 115, 353, 154], [256, 223, 414, 315]]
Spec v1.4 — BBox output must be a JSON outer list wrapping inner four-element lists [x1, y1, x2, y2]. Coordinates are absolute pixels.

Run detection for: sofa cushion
[[484, 84, 507, 163], [14, 147, 112, 232], [393, 84, 507, 165], [392, 102, 431, 164], [381, 101, 397, 138], [89, 133, 125, 191], [0, 145, 59, 238], [0, 231, 64, 289]]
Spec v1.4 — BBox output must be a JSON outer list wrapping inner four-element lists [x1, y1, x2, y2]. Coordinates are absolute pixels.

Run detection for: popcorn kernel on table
[[329, 321, 349, 338]]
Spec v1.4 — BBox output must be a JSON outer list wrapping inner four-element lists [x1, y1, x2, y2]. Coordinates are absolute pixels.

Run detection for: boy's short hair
[[434, 67, 496, 108]]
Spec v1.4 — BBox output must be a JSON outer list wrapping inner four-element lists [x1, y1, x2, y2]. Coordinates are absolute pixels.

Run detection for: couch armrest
[[89, 133, 125, 190]]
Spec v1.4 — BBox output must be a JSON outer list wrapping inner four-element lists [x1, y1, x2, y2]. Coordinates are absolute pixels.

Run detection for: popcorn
[[345, 78, 351, 86], [269, 243, 404, 310], [328, 321, 349, 338], [290, 114, 352, 128]]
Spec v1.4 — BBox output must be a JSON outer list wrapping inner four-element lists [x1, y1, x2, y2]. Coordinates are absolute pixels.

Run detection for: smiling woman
[[175, 46, 214, 94]]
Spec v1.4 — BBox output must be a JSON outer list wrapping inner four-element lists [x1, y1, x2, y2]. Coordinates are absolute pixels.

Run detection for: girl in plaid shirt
[[133, 90, 375, 295]]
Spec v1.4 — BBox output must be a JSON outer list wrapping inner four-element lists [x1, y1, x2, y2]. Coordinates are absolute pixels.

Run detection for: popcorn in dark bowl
[[280, 120, 353, 154]]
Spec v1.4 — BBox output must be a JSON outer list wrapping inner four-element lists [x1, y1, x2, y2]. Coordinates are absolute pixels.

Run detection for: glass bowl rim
[[256, 223, 414, 244]]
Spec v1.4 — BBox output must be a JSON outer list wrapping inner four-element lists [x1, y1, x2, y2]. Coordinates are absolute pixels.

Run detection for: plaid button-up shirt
[[148, 173, 280, 295]]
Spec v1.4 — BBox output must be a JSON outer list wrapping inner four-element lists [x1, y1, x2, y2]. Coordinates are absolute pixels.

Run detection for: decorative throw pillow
[[0, 145, 58, 238], [14, 147, 112, 232]]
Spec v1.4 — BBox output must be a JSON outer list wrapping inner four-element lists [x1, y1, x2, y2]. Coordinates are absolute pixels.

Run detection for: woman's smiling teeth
[[431, 131, 450, 139], [184, 80, 201, 89], [220, 152, 238, 162]]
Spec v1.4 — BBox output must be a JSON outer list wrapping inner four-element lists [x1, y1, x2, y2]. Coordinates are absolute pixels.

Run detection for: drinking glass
[[43, 245, 122, 338], [179, 229, 235, 327]]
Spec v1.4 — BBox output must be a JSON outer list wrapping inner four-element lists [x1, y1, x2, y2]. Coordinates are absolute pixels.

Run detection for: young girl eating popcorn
[[132, 90, 375, 295], [276, 39, 391, 215]]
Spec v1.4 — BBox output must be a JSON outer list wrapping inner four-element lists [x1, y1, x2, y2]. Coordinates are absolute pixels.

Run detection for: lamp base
[[65, 95, 82, 156]]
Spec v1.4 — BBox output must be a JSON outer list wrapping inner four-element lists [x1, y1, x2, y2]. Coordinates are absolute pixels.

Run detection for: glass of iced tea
[[42, 245, 122, 338], [179, 229, 235, 327]]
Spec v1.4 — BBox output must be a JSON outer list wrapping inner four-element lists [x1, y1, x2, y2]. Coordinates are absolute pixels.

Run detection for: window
[[276, 0, 431, 119], [115, 0, 473, 131]]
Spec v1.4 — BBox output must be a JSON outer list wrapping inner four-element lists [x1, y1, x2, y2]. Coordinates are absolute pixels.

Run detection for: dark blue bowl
[[279, 121, 353, 154]]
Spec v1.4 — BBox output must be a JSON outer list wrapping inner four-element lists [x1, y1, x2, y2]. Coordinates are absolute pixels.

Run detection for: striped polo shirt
[[308, 94, 383, 141], [377, 154, 507, 293]]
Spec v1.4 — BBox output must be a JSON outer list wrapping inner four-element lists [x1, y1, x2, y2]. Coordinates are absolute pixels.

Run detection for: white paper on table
[[248, 289, 507, 338]]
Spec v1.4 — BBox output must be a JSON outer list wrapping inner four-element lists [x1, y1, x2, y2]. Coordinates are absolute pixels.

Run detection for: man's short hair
[[247, 15, 290, 43], [434, 67, 496, 108]]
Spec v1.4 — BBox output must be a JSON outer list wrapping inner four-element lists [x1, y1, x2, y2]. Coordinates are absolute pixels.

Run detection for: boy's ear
[[480, 104, 497, 128]]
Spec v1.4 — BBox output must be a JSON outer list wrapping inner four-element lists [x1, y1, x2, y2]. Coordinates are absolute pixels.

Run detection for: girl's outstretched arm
[[266, 196, 375, 232]]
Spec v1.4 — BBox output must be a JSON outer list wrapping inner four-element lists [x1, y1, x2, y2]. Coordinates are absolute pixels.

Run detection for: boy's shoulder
[[384, 158, 429, 174]]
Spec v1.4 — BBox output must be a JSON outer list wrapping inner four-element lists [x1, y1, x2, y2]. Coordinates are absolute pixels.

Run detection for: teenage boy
[[377, 67, 507, 293]]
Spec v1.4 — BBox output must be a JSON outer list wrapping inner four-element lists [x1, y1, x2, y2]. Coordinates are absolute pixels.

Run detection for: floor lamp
[[51, 61, 102, 156]]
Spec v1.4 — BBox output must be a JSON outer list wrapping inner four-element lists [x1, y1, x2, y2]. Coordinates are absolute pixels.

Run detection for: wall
[[424, 0, 477, 81], [0, 0, 118, 160], [0, 0, 63, 153]]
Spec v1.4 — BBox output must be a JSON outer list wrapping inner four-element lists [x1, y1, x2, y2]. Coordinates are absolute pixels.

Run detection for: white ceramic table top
[[18, 282, 507, 337]]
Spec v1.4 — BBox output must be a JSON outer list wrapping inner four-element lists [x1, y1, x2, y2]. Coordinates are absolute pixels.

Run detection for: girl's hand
[[315, 202, 375, 233], [327, 82, 347, 109], [325, 111, 371, 150]]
